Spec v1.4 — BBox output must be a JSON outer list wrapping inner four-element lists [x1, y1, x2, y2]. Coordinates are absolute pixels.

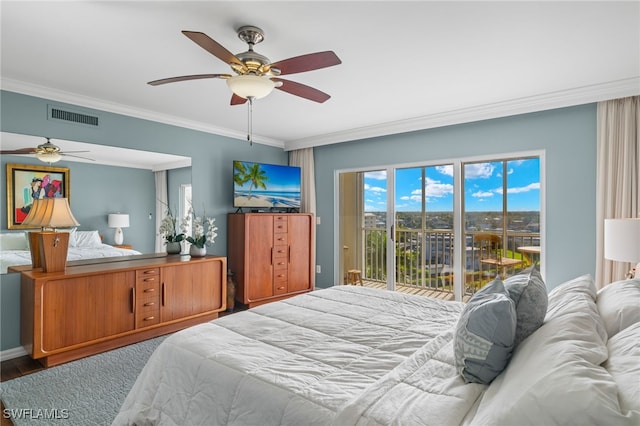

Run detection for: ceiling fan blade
[[0, 148, 37, 154], [148, 74, 231, 86], [230, 94, 248, 106], [62, 154, 95, 161], [269, 51, 341, 76], [272, 78, 331, 103], [182, 31, 244, 68]]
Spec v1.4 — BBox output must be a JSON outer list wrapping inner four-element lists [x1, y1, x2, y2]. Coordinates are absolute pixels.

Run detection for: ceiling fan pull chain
[[247, 96, 254, 146]]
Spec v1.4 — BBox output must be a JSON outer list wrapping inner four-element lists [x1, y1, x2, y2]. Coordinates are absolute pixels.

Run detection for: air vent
[[47, 105, 100, 127]]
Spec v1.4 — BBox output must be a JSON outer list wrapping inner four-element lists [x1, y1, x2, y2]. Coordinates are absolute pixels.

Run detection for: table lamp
[[108, 213, 130, 245], [604, 218, 640, 279], [22, 197, 80, 272]]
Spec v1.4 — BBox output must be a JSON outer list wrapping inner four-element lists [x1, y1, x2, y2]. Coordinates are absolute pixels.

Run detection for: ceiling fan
[[0, 138, 94, 164], [148, 26, 342, 105]]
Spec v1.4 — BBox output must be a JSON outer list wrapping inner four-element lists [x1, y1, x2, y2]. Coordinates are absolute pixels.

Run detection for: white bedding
[[114, 278, 640, 426], [114, 286, 484, 426], [1, 244, 141, 273]]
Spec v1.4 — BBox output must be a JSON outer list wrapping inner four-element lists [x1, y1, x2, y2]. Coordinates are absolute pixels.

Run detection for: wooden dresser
[[12, 254, 226, 366], [228, 213, 314, 308]]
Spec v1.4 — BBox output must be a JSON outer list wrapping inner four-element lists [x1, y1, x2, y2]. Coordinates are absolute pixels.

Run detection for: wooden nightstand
[[113, 244, 132, 249]]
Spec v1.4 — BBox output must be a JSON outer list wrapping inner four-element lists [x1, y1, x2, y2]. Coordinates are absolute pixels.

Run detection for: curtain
[[289, 148, 317, 282], [595, 96, 640, 288], [289, 148, 317, 215], [155, 170, 168, 253]]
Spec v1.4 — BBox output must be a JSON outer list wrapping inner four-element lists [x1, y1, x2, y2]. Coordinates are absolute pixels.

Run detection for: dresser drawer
[[137, 298, 159, 313], [273, 233, 287, 245], [273, 216, 288, 233], [272, 245, 288, 259], [136, 311, 160, 327], [137, 280, 159, 296], [273, 284, 288, 295], [136, 268, 160, 281], [273, 257, 287, 271]]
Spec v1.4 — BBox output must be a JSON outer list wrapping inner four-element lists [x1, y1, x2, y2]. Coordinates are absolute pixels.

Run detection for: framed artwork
[[6, 163, 70, 229]]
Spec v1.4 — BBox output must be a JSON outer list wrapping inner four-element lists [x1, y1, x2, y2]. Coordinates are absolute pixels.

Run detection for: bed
[[113, 269, 640, 426], [0, 230, 141, 273]]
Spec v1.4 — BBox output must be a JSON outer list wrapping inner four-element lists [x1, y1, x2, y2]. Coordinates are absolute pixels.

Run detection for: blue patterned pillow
[[503, 266, 548, 347], [454, 279, 517, 384]]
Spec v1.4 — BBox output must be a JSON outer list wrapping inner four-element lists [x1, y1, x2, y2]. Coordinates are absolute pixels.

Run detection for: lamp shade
[[108, 214, 130, 228], [21, 198, 80, 229], [604, 218, 640, 263], [226, 75, 275, 99]]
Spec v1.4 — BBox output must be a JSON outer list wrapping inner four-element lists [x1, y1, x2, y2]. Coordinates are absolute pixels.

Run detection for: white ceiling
[[1, 1, 639, 151], [0, 132, 191, 171]]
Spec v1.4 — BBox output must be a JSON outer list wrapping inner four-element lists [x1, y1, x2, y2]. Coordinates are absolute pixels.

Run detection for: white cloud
[[508, 182, 540, 194], [364, 183, 386, 194], [436, 165, 453, 176], [366, 170, 387, 180], [472, 190, 494, 198], [465, 163, 494, 179]]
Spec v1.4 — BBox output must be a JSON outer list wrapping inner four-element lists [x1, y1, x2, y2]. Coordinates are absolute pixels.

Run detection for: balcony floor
[[354, 279, 460, 301]]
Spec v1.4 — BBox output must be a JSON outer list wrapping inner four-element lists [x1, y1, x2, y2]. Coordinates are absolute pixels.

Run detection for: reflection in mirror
[[0, 132, 192, 260]]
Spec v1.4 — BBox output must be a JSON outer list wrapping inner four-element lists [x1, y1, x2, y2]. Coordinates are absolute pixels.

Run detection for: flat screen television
[[233, 160, 301, 210]]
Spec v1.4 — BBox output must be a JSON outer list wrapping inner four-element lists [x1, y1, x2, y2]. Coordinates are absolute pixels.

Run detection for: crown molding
[[3, 77, 638, 153], [283, 77, 640, 151], [0, 78, 285, 149]]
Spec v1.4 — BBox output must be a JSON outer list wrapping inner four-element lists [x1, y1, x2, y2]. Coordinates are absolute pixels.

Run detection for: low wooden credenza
[[11, 254, 226, 367]]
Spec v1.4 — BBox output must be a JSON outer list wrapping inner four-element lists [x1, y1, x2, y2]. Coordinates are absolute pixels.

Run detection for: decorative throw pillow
[[453, 279, 517, 384], [503, 266, 548, 347]]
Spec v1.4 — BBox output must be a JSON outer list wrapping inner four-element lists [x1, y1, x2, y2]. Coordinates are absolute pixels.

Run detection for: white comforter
[[0, 244, 141, 273], [114, 286, 484, 426]]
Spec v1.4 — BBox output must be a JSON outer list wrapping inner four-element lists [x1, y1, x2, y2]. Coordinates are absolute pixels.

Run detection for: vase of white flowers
[[182, 207, 218, 257], [158, 206, 185, 254]]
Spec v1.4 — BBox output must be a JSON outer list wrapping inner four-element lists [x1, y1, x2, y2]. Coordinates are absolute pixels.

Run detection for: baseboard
[[0, 346, 28, 361]]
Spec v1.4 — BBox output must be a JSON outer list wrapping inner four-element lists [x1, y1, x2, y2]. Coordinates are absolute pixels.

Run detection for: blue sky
[[364, 158, 540, 212], [234, 161, 301, 192]]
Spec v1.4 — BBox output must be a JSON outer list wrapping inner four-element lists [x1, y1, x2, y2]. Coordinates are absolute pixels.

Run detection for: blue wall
[[0, 90, 599, 353], [0, 90, 288, 351], [314, 104, 597, 290]]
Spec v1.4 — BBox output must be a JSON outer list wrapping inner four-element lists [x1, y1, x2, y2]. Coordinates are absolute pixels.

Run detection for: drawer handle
[[144, 316, 155, 321], [277, 286, 285, 290], [277, 262, 285, 266], [143, 270, 157, 274], [144, 302, 155, 307], [277, 274, 285, 278], [144, 288, 155, 293], [144, 277, 156, 282]]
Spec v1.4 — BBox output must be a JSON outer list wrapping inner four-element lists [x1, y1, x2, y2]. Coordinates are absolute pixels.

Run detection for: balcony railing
[[363, 227, 540, 295]]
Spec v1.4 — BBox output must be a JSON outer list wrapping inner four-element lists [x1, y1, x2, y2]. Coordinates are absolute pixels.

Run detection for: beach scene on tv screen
[[234, 161, 301, 208]]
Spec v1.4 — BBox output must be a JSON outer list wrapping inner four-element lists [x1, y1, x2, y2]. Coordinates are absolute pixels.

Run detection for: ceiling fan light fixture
[[226, 75, 275, 99], [36, 151, 62, 164]]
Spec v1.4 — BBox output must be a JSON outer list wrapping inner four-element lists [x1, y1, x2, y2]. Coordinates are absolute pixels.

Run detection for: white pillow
[[603, 322, 640, 413], [470, 275, 639, 426], [597, 279, 640, 338], [72, 230, 102, 248], [0, 232, 28, 250]]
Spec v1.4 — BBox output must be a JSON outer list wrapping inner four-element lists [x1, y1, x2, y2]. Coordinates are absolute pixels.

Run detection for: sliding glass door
[[394, 164, 455, 295], [337, 152, 542, 301]]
